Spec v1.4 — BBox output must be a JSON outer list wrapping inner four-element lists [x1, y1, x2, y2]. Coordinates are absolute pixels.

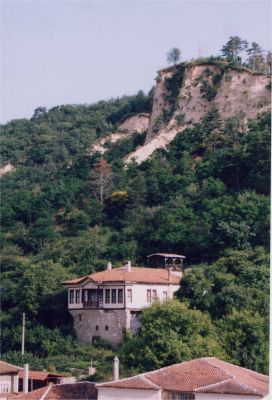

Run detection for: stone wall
[[70, 309, 133, 346]]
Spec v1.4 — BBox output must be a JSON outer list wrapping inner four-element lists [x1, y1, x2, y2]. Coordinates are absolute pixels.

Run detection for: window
[[105, 289, 110, 303], [152, 289, 157, 301], [147, 289, 151, 303], [79, 314, 82, 321], [98, 289, 103, 303], [118, 289, 123, 303], [169, 393, 195, 400], [111, 289, 117, 303], [127, 289, 132, 303], [69, 290, 74, 304], [163, 291, 168, 301], [96, 325, 99, 331], [76, 290, 80, 303], [83, 289, 88, 302], [105, 325, 109, 331]]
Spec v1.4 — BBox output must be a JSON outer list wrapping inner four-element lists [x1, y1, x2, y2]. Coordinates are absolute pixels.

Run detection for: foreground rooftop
[[97, 357, 268, 397]]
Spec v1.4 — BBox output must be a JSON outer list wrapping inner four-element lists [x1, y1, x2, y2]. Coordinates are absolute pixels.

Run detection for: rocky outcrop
[[126, 63, 271, 164], [0, 163, 16, 177]]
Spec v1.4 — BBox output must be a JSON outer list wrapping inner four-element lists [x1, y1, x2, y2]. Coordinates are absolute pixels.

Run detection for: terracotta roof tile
[[98, 357, 268, 396], [11, 386, 49, 400], [18, 371, 65, 381], [63, 267, 181, 285], [11, 382, 97, 400], [0, 361, 22, 374]]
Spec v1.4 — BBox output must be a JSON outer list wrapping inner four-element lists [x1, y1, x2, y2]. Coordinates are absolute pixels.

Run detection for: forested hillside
[[1, 50, 270, 378]]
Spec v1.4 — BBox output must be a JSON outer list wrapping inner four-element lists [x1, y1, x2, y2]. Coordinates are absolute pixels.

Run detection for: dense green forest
[[1, 46, 270, 379]]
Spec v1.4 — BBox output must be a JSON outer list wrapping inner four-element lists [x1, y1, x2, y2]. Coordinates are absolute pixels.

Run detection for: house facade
[[63, 261, 181, 345], [97, 357, 269, 400], [0, 361, 21, 395]]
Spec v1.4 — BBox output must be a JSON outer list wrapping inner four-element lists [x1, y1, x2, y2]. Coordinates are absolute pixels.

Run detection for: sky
[[1, 0, 271, 123]]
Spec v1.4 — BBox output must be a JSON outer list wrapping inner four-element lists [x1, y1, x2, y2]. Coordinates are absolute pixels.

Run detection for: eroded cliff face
[[91, 113, 149, 155], [126, 63, 271, 164]]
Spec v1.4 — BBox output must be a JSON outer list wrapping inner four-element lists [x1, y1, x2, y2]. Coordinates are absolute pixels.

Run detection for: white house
[[0, 361, 21, 396], [97, 357, 269, 400], [63, 260, 182, 345]]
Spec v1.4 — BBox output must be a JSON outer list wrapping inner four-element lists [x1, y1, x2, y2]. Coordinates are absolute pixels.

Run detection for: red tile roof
[[18, 371, 65, 381], [0, 361, 22, 374], [98, 357, 268, 396], [63, 267, 181, 285], [11, 382, 97, 400]]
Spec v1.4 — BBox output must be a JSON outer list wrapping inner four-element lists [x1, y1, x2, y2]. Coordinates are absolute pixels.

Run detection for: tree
[[90, 159, 113, 204], [265, 51, 272, 75], [221, 36, 248, 63], [32, 107, 47, 120], [167, 47, 181, 65], [120, 300, 226, 372], [216, 310, 268, 373], [246, 42, 265, 72]]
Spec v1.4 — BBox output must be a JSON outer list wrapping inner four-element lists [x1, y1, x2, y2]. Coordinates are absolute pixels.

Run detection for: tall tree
[[221, 36, 248, 63], [246, 42, 265, 72], [167, 47, 181, 65], [90, 159, 113, 204]]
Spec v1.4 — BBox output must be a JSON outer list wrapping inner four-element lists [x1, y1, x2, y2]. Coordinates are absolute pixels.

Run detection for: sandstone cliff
[[126, 62, 271, 164]]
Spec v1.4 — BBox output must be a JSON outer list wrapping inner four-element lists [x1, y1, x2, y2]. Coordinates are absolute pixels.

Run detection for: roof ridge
[[146, 358, 195, 377], [204, 358, 261, 395], [195, 377, 234, 392], [96, 371, 149, 387], [205, 357, 268, 379], [139, 374, 161, 389], [41, 383, 52, 400], [0, 360, 23, 370]]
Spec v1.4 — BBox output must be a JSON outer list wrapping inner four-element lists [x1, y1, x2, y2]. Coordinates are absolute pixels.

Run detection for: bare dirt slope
[[126, 63, 271, 164], [91, 113, 149, 155]]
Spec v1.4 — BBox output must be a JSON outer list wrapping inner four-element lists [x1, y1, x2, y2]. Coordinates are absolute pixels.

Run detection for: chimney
[[125, 261, 131, 272], [23, 364, 29, 394], [106, 261, 112, 271], [113, 355, 119, 381]]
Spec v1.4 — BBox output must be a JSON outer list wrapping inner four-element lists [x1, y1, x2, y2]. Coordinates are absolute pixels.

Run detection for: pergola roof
[[147, 253, 186, 259]]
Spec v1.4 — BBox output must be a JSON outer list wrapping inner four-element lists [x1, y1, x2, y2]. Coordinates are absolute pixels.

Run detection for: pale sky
[[1, 0, 271, 123]]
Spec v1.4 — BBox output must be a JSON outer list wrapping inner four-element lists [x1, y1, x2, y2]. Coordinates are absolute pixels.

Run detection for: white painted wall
[[98, 388, 266, 400], [98, 387, 161, 400], [67, 282, 180, 310], [125, 283, 180, 309], [195, 394, 264, 399]]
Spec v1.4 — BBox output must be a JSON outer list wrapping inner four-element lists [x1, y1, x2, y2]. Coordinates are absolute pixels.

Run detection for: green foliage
[[119, 301, 226, 372], [177, 247, 269, 318], [0, 62, 270, 377], [216, 311, 269, 374], [166, 48, 182, 65]]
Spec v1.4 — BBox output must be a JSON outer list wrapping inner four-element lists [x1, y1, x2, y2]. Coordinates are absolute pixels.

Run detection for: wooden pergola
[[147, 253, 186, 271]]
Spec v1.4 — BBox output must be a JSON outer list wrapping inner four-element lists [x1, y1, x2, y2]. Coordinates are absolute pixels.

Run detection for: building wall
[[68, 280, 180, 345], [0, 375, 12, 393], [195, 394, 264, 400], [98, 387, 161, 400], [70, 308, 131, 345], [97, 388, 265, 400], [68, 282, 180, 310]]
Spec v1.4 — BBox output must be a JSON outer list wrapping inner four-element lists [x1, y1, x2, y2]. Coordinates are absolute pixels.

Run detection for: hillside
[[0, 56, 270, 378], [126, 60, 271, 163]]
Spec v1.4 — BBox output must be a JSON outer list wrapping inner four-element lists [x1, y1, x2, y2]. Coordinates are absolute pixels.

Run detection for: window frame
[[111, 289, 117, 304], [105, 289, 110, 304], [69, 289, 75, 304], [127, 288, 132, 303], [75, 289, 80, 303], [118, 288, 124, 304]]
